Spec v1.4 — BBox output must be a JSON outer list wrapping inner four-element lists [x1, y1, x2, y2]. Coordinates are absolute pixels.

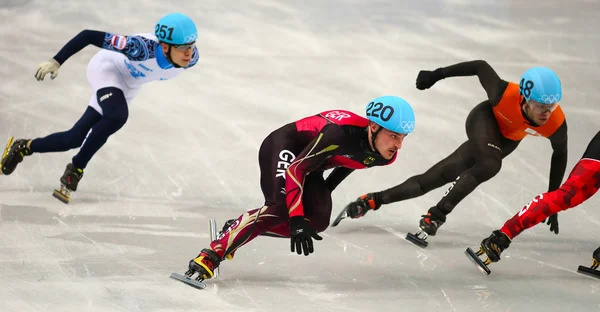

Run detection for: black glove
[[347, 193, 382, 219], [541, 214, 559, 234], [289, 216, 322, 256], [415, 68, 444, 90]]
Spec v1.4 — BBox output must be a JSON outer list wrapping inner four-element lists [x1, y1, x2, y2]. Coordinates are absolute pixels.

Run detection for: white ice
[[1, 0, 600, 311]]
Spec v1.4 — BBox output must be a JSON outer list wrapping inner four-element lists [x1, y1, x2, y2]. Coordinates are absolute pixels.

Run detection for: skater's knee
[[97, 87, 129, 127], [472, 157, 502, 183]]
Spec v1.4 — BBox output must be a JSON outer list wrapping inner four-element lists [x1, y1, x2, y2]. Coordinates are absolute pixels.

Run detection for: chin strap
[[165, 45, 182, 68], [363, 127, 382, 156]]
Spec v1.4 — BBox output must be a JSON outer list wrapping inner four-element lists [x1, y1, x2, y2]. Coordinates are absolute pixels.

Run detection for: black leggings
[[380, 101, 521, 220], [29, 87, 129, 169]]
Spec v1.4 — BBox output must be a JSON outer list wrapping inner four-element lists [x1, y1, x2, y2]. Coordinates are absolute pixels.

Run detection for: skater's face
[[369, 123, 407, 160], [523, 100, 558, 125], [162, 42, 195, 67]]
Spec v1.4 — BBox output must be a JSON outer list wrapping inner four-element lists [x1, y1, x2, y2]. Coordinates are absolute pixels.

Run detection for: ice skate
[[170, 248, 222, 290], [52, 163, 84, 204], [465, 230, 511, 275], [406, 212, 445, 248], [577, 246, 600, 279], [1, 137, 31, 175]]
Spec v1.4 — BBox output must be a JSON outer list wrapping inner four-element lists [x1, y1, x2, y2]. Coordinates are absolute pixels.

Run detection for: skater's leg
[[263, 172, 333, 236], [379, 141, 473, 204], [500, 158, 600, 239], [429, 101, 521, 220], [29, 106, 102, 153], [71, 87, 129, 169]]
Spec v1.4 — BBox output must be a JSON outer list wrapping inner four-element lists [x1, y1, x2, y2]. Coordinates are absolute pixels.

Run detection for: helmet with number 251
[[366, 96, 416, 135], [519, 67, 562, 105], [155, 13, 198, 45]]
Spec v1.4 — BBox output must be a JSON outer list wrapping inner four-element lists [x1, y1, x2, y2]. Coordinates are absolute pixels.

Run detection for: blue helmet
[[366, 96, 415, 134], [519, 67, 562, 105], [155, 13, 197, 45]]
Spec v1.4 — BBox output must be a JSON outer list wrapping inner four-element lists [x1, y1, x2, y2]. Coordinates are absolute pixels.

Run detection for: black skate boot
[[52, 163, 84, 204], [465, 230, 511, 275], [406, 211, 446, 248], [1, 138, 31, 175], [577, 246, 600, 279]]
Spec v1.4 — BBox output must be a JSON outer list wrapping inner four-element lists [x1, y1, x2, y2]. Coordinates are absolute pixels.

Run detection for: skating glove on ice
[[35, 58, 60, 81], [415, 68, 444, 90], [542, 213, 559, 234], [347, 193, 382, 219], [289, 216, 322, 256]]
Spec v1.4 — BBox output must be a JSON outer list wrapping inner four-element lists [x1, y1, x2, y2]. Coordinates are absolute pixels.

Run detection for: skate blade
[[52, 188, 71, 204], [208, 218, 220, 278], [405, 232, 428, 248], [0, 136, 14, 175], [577, 265, 600, 279], [170, 272, 207, 290], [331, 205, 350, 227], [465, 247, 492, 275]]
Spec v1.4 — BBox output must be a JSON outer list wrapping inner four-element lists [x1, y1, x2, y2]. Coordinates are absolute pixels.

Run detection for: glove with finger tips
[[289, 216, 322, 256], [35, 58, 61, 81]]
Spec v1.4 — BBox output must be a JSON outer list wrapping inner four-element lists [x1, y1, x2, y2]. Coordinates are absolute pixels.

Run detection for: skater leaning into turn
[[179, 96, 416, 284], [333, 60, 568, 247], [466, 130, 600, 276], [0, 12, 199, 203]]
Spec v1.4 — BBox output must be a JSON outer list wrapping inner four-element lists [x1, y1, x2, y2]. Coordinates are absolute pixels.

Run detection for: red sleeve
[[500, 158, 600, 239], [286, 124, 346, 218]]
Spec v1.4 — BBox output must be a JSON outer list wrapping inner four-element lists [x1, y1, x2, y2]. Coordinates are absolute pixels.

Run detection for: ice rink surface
[[1, 0, 600, 311]]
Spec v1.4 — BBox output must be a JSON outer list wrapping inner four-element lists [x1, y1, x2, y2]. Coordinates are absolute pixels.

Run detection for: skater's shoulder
[[318, 110, 368, 127]]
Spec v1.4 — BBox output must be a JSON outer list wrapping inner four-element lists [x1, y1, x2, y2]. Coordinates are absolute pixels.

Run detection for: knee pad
[[97, 87, 129, 127]]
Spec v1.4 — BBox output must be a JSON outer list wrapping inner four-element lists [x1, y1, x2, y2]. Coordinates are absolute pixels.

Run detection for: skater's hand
[[542, 214, 559, 234], [347, 193, 382, 219], [289, 216, 322, 256], [35, 58, 61, 81], [416, 68, 443, 90]]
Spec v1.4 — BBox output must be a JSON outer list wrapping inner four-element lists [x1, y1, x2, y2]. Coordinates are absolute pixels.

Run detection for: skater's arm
[[582, 130, 600, 161], [438, 60, 508, 105], [325, 167, 355, 191], [286, 125, 347, 218], [548, 121, 568, 192], [53, 30, 107, 65]]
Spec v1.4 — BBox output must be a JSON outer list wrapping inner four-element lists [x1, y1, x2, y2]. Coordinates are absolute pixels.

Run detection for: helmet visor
[[172, 42, 195, 51], [528, 100, 559, 114]]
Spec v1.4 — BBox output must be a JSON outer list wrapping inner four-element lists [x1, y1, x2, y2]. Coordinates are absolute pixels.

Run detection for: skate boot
[[577, 246, 600, 278], [1, 138, 31, 175], [406, 211, 446, 248], [52, 163, 84, 204], [185, 248, 222, 282], [465, 230, 511, 275]]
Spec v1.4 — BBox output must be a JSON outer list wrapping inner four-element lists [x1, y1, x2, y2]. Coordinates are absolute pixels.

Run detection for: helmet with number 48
[[519, 67, 562, 105]]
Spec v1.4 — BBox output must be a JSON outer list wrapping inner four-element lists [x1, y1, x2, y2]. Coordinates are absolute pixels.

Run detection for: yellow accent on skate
[[0, 137, 14, 175], [53, 186, 71, 204], [593, 259, 599, 270], [193, 256, 214, 279]]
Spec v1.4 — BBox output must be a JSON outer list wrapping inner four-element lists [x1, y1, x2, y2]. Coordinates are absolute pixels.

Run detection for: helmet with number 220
[[155, 13, 198, 45], [366, 96, 415, 135], [519, 67, 562, 105]]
